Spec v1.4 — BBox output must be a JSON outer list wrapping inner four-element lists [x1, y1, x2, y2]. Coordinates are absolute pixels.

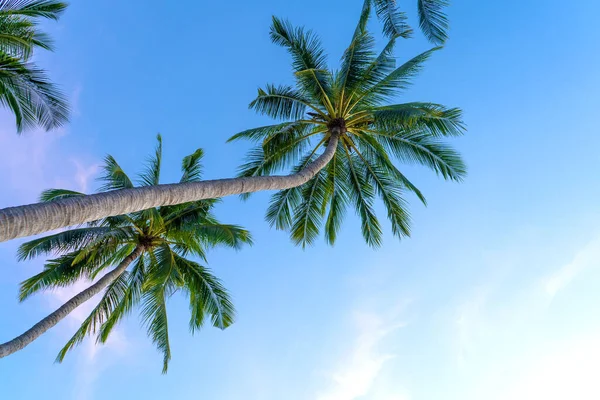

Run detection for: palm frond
[[338, 31, 376, 109], [17, 226, 115, 260], [343, 144, 382, 247], [174, 253, 235, 331], [372, 0, 413, 39], [140, 284, 171, 373], [97, 256, 146, 343], [98, 155, 134, 191], [270, 16, 328, 73], [348, 141, 412, 238], [139, 134, 162, 187], [373, 129, 467, 181], [265, 186, 302, 231], [228, 121, 305, 143], [249, 85, 314, 121], [323, 146, 350, 245], [0, 1, 67, 20], [55, 271, 129, 362], [236, 128, 318, 181], [193, 223, 253, 250], [372, 102, 465, 137], [162, 200, 212, 227], [0, 15, 53, 59], [39, 188, 85, 202], [290, 168, 327, 248], [354, 133, 427, 205], [19, 250, 100, 301], [0, 55, 69, 132], [352, 47, 440, 108], [347, 37, 397, 105], [418, 0, 449, 45], [180, 148, 204, 183]]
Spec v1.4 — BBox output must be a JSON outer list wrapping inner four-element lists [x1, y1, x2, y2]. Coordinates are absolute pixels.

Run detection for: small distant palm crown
[[17, 135, 252, 372], [0, 0, 69, 132], [230, 1, 466, 248]]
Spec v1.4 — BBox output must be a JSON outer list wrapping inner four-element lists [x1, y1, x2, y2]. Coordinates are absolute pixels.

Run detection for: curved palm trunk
[[0, 246, 143, 358], [0, 132, 340, 243]]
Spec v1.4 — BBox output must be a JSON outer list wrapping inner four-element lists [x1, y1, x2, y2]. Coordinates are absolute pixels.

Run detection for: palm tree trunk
[[0, 132, 340, 243], [0, 246, 143, 358]]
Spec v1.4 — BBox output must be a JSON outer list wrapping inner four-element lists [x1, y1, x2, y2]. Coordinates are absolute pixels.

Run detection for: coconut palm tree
[[0, 135, 252, 372], [0, 0, 69, 133], [0, 0, 463, 243], [229, 8, 463, 247]]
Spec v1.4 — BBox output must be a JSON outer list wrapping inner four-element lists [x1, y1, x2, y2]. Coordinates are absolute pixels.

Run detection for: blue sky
[[1, 0, 600, 399]]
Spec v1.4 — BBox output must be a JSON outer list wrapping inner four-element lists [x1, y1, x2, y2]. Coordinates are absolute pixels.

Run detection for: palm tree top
[[17, 134, 252, 372], [0, 0, 69, 133], [230, 1, 465, 248]]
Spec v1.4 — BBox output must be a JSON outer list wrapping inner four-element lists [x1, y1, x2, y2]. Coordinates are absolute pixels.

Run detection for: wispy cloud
[[499, 333, 600, 400], [0, 109, 127, 400], [543, 235, 600, 298], [316, 309, 406, 400], [445, 230, 600, 400], [454, 285, 490, 368]]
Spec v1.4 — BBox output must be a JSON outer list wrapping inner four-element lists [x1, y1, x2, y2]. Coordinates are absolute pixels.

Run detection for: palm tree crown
[[0, 0, 69, 133], [16, 135, 252, 372], [229, 4, 466, 248]]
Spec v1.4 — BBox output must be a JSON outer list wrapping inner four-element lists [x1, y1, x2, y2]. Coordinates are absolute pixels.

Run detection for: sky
[[1, 0, 600, 399]]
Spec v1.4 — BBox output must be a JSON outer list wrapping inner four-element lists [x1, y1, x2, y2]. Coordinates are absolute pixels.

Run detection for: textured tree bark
[[0, 246, 143, 358], [0, 133, 340, 243]]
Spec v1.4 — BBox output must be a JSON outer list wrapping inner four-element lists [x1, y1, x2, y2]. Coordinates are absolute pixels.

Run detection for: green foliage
[[19, 136, 252, 372], [231, 1, 465, 248], [371, 0, 450, 44], [418, 0, 450, 45], [0, 1, 68, 132]]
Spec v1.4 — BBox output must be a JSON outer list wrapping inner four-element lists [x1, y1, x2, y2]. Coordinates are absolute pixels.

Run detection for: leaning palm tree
[[0, 135, 252, 372], [0, 0, 69, 133], [0, 0, 463, 243]]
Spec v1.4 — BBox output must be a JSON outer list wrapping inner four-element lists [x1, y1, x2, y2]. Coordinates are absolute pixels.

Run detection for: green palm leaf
[[139, 134, 162, 187], [0, 55, 69, 132], [39, 188, 85, 202], [55, 271, 129, 362], [0, 1, 67, 20], [98, 155, 134, 191], [418, 0, 449, 45], [180, 148, 204, 183]]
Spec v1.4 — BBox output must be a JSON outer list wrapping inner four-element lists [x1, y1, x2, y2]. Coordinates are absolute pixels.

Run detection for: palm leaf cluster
[[0, 0, 69, 132], [369, 0, 450, 44], [230, 2, 465, 248], [17, 135, 252, 372]]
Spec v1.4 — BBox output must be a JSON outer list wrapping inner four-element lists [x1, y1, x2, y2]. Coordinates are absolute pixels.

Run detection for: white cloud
[[454, 285, 489, 368], [316, 310, 406, 400], [543, 235, 600, 297], [499, 333, 600, 400], [0, 109, 128, 400], [444, 231, 600, 400]]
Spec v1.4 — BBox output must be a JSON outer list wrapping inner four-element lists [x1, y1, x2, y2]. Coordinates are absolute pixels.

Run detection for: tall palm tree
[[0, 0, 463, 243], [230, 10, 464, 247], [0, 135, 252, 372], [0, 0, 69, 133]]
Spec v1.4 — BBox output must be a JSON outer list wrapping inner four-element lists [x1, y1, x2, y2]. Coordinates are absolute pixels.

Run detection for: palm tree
[[0, 135, 252, 372], [0, 0, 69, 133], [0, 0, 463, 243]]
